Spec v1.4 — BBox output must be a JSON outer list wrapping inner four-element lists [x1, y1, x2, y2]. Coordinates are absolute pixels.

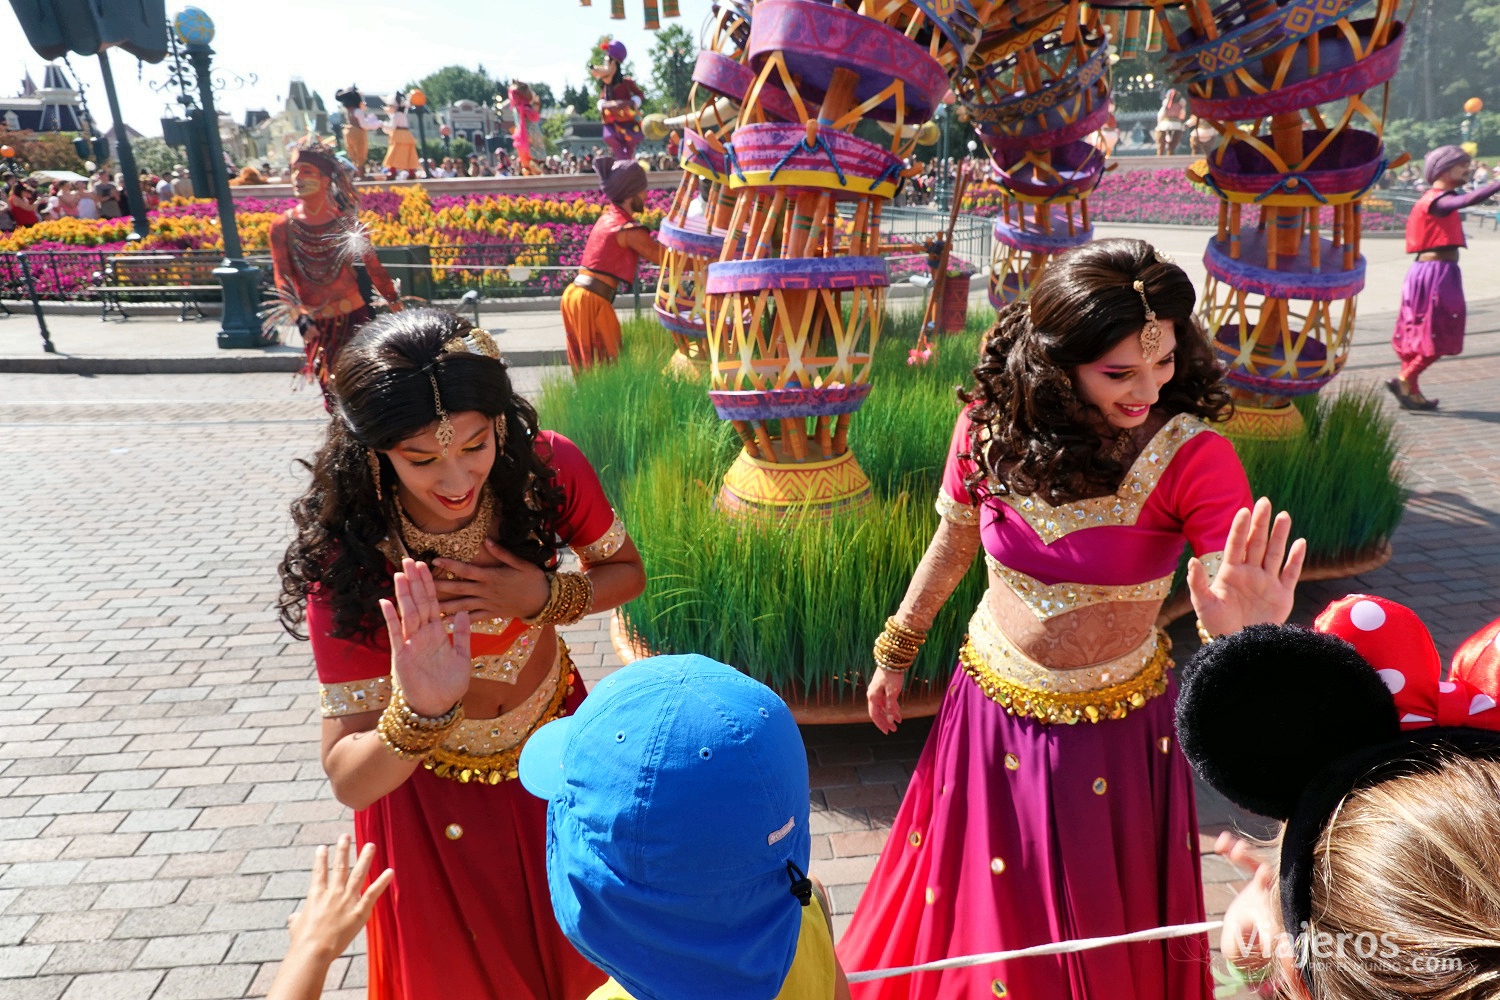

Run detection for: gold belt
[[959, 606, 1171, 725], [424, 643, 577, 784]]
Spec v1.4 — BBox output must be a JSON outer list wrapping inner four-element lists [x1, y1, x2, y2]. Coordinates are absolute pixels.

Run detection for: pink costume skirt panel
[[837, 666, 1213, 1000], [1393, 258, 1466, 361], [358, 684, 606, 1000]]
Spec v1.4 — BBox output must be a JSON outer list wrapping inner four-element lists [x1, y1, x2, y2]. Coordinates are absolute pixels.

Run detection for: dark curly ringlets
[[277, 307, 567, 640], [961, 238, 1232, 505]]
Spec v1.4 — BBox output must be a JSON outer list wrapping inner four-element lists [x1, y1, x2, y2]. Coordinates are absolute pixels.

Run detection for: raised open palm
[[379, 558, 472, 717], [1188, 497, 1306, 638]]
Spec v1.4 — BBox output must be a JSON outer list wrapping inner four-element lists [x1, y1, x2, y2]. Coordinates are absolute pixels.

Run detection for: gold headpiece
[[440, 328, 507, 451], [443, 328, 502, 360], [428, 372, 454, 457], [1132, 279, 1163, 363]]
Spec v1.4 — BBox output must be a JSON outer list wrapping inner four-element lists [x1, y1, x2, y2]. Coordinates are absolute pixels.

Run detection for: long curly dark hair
[[277, 308, 567, 640], [962, 238, 1232, 505]]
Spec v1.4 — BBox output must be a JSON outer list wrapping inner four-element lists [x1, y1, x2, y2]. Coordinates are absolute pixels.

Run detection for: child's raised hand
[[1214, 832, 1280, 978], [268, 835, 393, 1000]]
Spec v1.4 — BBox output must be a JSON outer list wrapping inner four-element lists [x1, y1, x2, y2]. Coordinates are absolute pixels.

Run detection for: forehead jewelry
[[1132, 279, 1163, 363], [428, 371, 455, 457]]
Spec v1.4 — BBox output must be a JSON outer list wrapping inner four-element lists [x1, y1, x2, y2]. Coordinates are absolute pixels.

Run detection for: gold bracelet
[[884, 616, 928, 641], [377, 689, 463, 761], [524, 571, 595, 626], [873, 617, 927, 673], [1196, 619, 1216, 645]]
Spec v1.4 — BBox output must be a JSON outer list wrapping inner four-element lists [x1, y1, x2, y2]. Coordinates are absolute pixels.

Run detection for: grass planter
[[539, 312, 1407, 712]]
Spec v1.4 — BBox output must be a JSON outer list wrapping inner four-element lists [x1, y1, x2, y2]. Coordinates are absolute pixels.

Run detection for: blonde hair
[[1288, 755, 1500, 1000]]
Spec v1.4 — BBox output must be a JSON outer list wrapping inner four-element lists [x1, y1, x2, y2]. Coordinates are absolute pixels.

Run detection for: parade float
[[1143, 0, 1409, 440], [547, 1, 1413, 714]]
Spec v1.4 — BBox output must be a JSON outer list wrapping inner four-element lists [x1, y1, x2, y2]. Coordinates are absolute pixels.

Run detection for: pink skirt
[[838, 665, 1213, 1000]]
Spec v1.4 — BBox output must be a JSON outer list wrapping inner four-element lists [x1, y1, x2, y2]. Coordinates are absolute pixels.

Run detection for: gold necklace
[[394, 487, 496, 579]]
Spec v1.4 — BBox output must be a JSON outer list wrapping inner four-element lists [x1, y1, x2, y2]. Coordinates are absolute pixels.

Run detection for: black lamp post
[[410, 89, 431, 178], [94, 50, 152, 241], [174, 8, 264, 349]]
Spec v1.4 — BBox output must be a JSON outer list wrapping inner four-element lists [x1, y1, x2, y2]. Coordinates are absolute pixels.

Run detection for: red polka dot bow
[[1315, 595, 1500, 731]]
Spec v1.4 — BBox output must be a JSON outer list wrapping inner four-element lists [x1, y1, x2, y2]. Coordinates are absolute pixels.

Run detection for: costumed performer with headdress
[[559, 156, 663, 371], [383, 93, 420, 177], [1179, 596, 1500, 1000], [1155, 88, 1187, 156], [1386, 144, 1500, 411], [335, 86, 380, 178], [267, 140, 401, 393], [837, 239, 1307, 1000], [501, 82, 545, 177], [591, 40, 645, 161], [278, 306, 646, 1000]]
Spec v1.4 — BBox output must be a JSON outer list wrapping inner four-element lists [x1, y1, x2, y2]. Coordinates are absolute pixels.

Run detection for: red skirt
[[357, 684, 605, 1000]]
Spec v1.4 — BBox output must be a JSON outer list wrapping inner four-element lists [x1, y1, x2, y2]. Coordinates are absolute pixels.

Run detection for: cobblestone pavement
[[2, 298, 1498, 998]]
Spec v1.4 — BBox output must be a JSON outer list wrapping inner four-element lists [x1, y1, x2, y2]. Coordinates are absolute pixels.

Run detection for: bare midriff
[[981, 577, 1161, 669]]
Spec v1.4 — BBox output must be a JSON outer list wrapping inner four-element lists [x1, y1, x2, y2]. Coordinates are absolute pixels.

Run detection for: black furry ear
[[1175, 623, 1401, 819]]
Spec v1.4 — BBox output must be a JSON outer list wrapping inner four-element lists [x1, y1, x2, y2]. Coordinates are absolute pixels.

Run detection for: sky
[[2, 0, 717, 137]]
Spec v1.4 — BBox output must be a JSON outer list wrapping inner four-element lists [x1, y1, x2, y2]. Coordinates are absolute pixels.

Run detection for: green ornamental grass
[[538, 309, 1406, 700]]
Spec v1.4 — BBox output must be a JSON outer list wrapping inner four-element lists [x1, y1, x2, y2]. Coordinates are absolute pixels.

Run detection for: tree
[[0, 128, 88, 173], [130, 136, 180, 177], [531, 82, 557, 110], [405, 65, 504, 108], [561, 81, 595, 119], [649, 23, 696, 115]]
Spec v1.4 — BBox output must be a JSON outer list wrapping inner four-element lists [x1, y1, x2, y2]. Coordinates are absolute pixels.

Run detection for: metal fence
[[878, 206, 994, 272]]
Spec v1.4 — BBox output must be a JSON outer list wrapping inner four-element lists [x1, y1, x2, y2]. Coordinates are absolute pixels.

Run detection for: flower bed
[[0, 185, 673, 299], [962, 168, 1405, 232]]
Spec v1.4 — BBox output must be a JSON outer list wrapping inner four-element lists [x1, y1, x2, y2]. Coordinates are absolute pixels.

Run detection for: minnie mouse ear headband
[[1176, 595, 1500, 991]]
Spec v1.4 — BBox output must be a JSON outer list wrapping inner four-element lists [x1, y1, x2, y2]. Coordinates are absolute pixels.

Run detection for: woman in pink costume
[[505, 82, 545, 177], [838, 239, 1305, 1000], [1387, 144, 1500, 411]]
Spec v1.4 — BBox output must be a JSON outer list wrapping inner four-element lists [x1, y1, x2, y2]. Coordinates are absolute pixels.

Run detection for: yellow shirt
[[585, 892, 838, 1000]]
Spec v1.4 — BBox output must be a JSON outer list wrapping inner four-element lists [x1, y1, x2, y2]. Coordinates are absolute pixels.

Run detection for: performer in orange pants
[[560, 156, 662, 372]]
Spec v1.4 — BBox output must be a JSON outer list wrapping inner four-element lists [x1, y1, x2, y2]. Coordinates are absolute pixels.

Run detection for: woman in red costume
[[839, 240, 1305, 1000], [278, 307, 644, 999]]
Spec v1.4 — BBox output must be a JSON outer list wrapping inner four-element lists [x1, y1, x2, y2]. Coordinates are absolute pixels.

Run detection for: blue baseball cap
[[519, 655, 811, 1000]]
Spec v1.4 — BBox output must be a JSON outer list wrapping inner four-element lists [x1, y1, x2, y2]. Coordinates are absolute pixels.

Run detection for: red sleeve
[[307, 587, 390, 684], [1162, 430, 1252, 557], [537, 430, 617, 549], [940, 407, 981, 506]]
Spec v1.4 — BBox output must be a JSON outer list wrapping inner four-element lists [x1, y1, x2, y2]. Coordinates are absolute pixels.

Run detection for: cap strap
[[785, 860, 812, 907]]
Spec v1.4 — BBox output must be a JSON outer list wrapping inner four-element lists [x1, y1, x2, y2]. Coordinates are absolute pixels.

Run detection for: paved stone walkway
[[2, 296, 1498, 997]]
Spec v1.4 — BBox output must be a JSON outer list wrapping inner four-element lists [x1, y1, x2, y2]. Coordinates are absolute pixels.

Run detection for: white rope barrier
[[370, 254, 929, 274], [845, 919, 1224, 983]]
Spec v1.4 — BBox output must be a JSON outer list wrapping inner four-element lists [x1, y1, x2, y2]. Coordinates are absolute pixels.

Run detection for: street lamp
[[173, 7, 264, 350], [410, 88, 431, 178]]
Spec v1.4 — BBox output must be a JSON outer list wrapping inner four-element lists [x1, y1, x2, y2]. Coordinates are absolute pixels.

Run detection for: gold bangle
[[1196, 619, 1216, 645], [873, 616, 927, 673], [884, 616, 928, 642], [524, 571, 594, 626], [377, 689, 463, 761]]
